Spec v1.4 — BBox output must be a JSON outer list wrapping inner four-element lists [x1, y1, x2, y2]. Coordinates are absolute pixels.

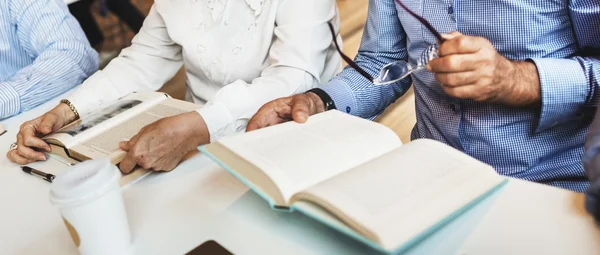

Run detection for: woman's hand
[[7, 103, 76, 164]]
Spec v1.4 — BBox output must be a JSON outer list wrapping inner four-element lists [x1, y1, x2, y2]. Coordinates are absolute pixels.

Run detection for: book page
[[218, 110, 402, 203], [295, 139, 504, 250], [79, 98, 200, 156]]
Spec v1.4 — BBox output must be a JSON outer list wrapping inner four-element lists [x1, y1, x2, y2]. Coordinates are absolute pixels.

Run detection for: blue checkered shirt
[[0, 0, 98, 119], [321, 0, 600, 192]]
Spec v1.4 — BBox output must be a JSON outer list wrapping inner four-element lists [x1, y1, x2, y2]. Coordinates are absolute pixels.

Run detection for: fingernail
[[38, 155, 46, 161], [297, 115, 307, 123]]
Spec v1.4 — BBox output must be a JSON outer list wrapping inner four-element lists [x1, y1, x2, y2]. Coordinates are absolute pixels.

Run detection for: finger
[[152, 158, 178, 172], [7, 150, 36, 165], [434, 71, 480, 87], [427, 54, 479, 73], [22, 133, 51, 152], [38, 114, 60, 135], [438, 35, 486, 57], [290, 95, 313, 123], [119, 140, 130, 151], [16, 133, 46, 161], [16, 142, 46, 162], [127, 132, 142, 148], [247, 98, 293, 131], [442, 84, 483, 100], [119, 150, 138, 174], [19, 123, 50, 152], [441, 31, 463, 41], [247, 110, 289, 131]]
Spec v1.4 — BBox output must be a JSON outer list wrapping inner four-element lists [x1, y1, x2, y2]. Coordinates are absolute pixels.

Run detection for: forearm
[[0, 42, 97, 119], [4, 0, 98, 118], [507, 61, 541, 107]]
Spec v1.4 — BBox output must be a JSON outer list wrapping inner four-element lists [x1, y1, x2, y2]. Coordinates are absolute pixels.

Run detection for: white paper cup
[[50, 159, 131, 255]]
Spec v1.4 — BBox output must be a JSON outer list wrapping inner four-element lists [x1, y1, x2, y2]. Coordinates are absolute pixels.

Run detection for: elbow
[[61, 40, 100, 78]]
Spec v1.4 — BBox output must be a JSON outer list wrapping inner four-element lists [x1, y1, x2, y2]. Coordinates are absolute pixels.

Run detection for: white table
[[1, 98, 600, 254]]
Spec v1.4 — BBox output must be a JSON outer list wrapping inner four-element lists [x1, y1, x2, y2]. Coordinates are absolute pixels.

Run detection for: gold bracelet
[[60, 99, 80, 120]]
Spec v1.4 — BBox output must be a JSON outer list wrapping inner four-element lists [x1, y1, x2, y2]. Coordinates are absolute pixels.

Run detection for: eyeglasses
[[327, 0, 446, 85]]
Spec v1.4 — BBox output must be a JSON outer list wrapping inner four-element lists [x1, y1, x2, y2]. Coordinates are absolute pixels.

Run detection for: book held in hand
[[43, 92, 200, 186], [200, 110, 506, 254]]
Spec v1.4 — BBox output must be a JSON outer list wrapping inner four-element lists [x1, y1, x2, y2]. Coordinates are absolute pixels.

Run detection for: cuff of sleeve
[[585, 179, 600, 221], [319, 79, 358, 115], [530, 58, 589, 133], [0, 83, 21, 118], [196, 101, 235, 142]]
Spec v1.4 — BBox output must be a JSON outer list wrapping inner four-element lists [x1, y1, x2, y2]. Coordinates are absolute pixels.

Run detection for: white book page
[[218, 110, 402, 203], [299, 139, 504, 250]]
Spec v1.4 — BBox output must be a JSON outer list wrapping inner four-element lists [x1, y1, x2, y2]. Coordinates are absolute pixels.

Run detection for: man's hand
[[118, 111, 209, 173], [7, 104, 75, 165], [246, 92, 325, 131], [427, 32, 540, 106]]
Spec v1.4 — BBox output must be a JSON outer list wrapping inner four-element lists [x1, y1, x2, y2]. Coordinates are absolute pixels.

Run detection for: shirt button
[[346, 106, 351, 113], [450, 103, 458, 112], [447, 5, 454, 14]]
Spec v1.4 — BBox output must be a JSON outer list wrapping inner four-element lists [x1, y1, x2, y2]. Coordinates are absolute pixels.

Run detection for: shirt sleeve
[[67, 5, 183, 117], [584, 106, 600, 220], [530, 0, 600, 133], [197, 0, 340, 141], [0, 0, 98, 119], [319, 0, 411, 119]]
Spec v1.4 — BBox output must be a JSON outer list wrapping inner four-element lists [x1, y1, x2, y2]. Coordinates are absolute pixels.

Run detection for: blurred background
[[79, 0, 415, 142]]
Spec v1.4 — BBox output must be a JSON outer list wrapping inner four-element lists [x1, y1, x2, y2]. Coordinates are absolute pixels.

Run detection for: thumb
[[38, 114, 60, 135], [291, 96, 312, 123], [119, 140, 131, 151], [441, 31, 463, 40]]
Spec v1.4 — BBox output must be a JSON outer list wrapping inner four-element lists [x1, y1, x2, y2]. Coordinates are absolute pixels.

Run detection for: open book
[[200, 110, 506, 254], [44, 92, 200, 186]]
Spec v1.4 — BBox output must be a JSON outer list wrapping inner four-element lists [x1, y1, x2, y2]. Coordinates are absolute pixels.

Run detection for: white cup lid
[[50, 158, 121, 207]]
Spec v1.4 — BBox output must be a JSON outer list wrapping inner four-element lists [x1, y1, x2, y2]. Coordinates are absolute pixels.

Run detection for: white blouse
[[67, 0, 341, 141]]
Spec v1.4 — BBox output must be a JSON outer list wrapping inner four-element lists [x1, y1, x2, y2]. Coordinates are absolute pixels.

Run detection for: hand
[[427, 31, 540, 106], [118, 111, 209, 173], [7, 104, 76, 165], [246, 92, 325, 131]]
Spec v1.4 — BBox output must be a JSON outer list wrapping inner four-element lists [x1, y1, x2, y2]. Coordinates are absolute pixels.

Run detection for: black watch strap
[[306, 88, 336, 111]]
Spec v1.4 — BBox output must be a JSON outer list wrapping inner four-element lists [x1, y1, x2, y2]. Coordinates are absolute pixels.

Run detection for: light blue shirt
[[321, 0, 600, 192], [0, 0, 98, 119]]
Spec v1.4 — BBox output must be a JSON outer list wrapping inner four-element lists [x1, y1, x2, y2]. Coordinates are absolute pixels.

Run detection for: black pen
[[21, 166, 55, 183]]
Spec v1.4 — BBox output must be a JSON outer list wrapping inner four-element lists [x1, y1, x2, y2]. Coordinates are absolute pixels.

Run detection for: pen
[[21, 166, 55, 183]]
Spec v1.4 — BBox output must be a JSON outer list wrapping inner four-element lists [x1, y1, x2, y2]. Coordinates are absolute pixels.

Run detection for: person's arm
[[66, 5, 183, 117], [196, 0, 339, 141], [529, 1, 600, 133], [0, 0, 98, 119], [318, 0, 411, 119]]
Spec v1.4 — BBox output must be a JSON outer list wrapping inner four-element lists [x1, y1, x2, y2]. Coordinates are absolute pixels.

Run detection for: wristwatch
[[306, 88, 336, 111]]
